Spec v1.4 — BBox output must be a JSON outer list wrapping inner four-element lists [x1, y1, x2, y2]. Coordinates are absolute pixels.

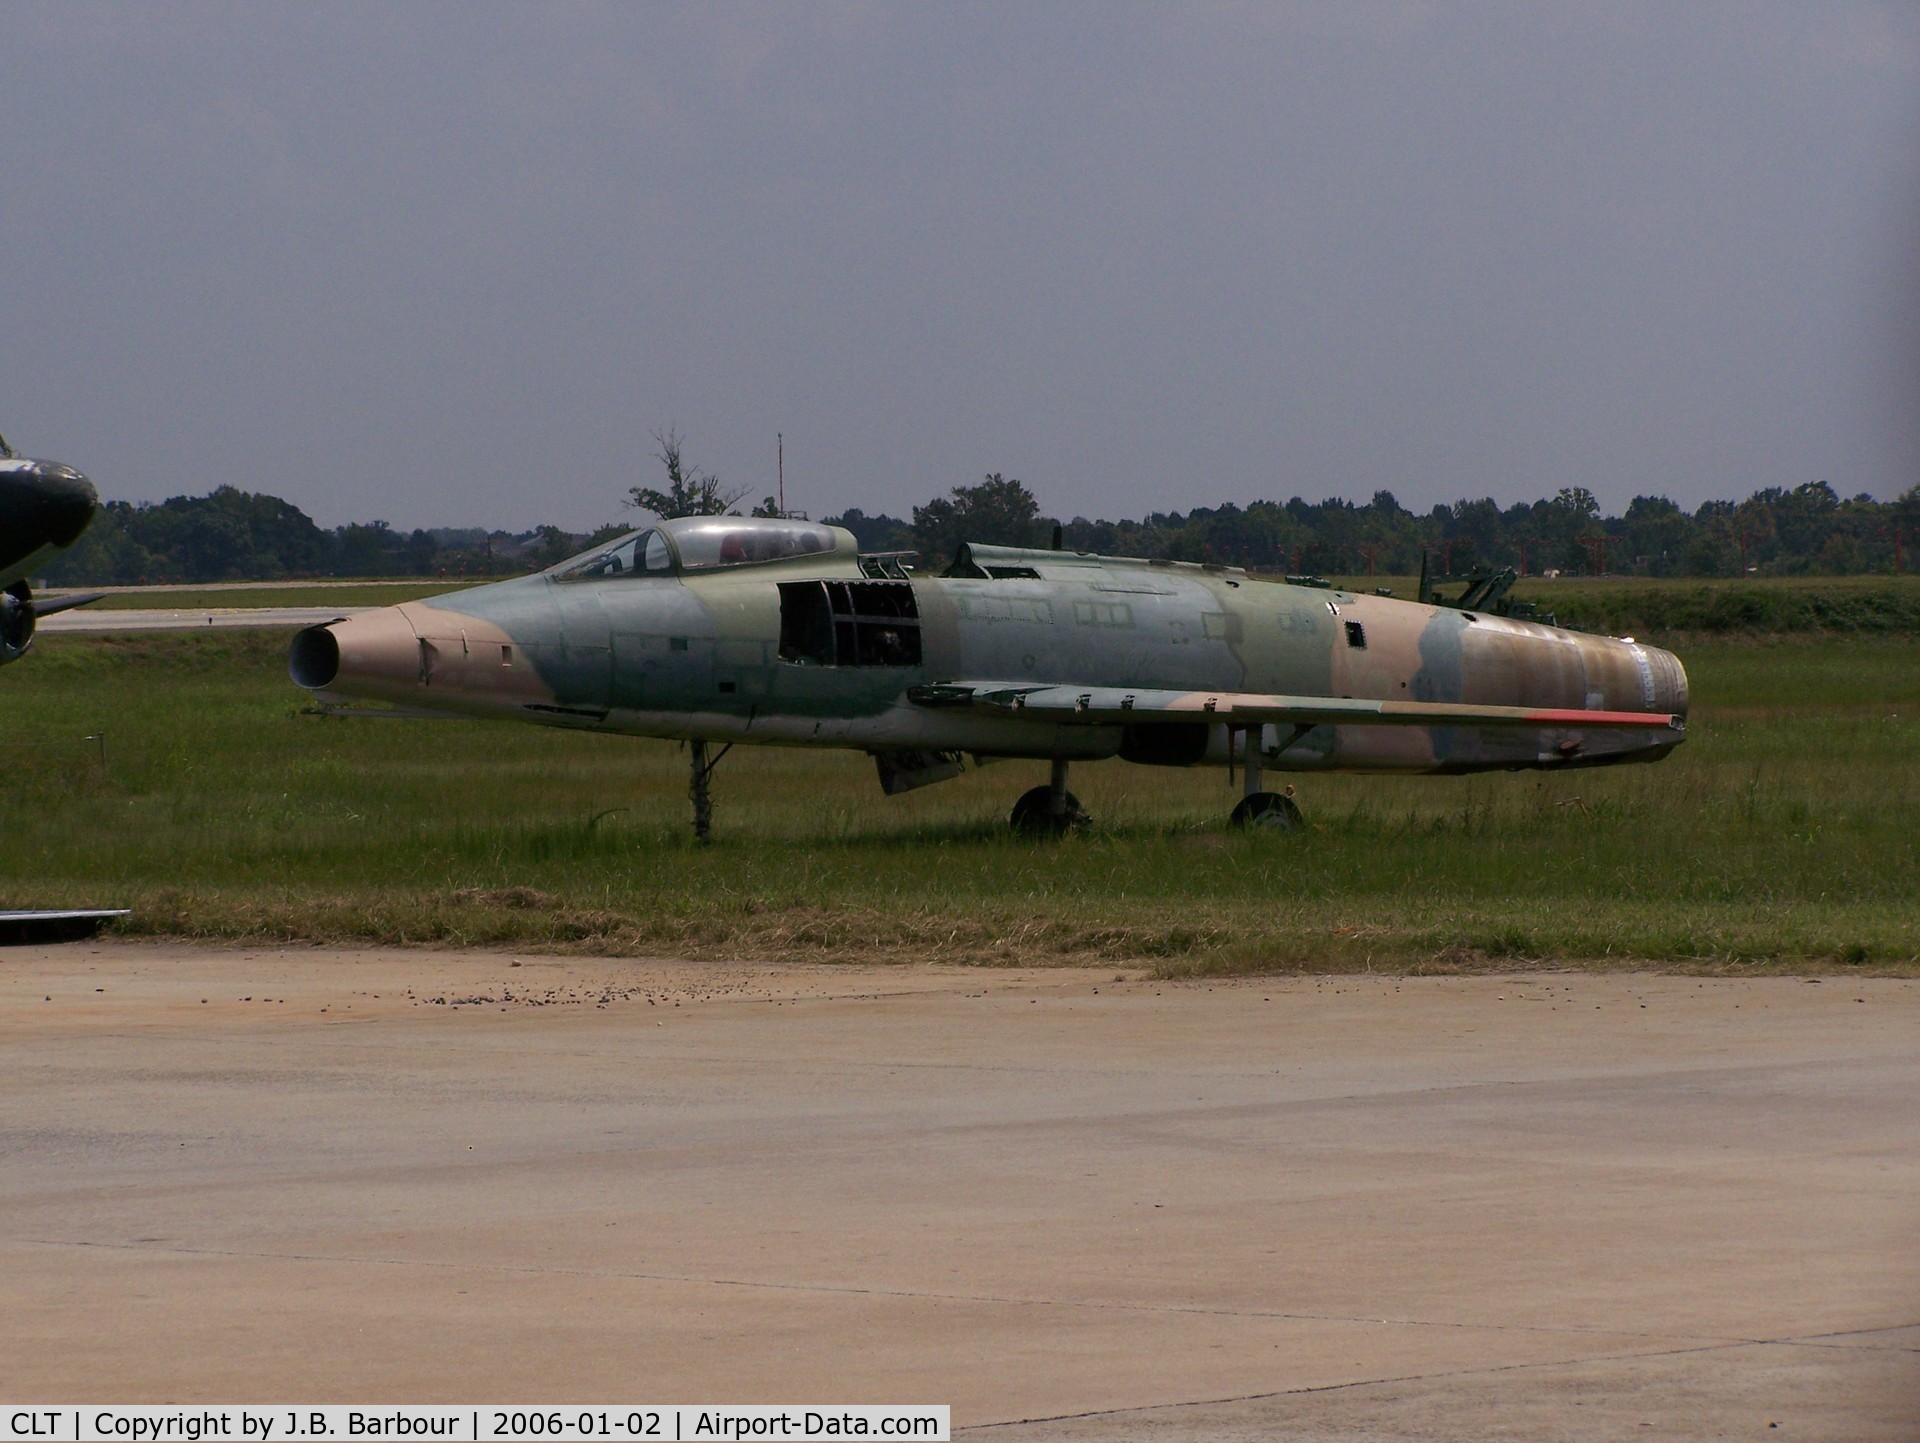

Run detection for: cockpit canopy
[[668, 517, 838, 570], [551, 515, 843, 581], [553, 528, 674, 580]]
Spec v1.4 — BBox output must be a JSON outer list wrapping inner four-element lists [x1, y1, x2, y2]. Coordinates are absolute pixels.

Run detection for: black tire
[[1010, 784, 1091, 836], [1230, 791, 1303, 832]]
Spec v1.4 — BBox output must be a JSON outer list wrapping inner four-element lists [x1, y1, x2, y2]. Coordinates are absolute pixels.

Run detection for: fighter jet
[[290, 515, 1687, 836], [1, 435, 104, 668]]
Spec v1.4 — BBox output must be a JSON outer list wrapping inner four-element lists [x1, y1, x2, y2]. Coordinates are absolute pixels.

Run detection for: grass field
[[4, 626, 1916, 973]]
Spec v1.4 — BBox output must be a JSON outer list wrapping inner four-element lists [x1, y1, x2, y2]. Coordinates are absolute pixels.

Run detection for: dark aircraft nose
[[2, 464, 98, 550]]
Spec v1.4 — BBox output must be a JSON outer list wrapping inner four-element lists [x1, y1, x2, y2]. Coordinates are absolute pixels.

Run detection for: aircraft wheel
[[1010, 785, 1090, 836], [1230, 791, 1303, 832]]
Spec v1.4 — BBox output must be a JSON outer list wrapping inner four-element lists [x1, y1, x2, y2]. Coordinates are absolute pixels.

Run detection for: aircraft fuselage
[[293, 520, 1687, 780]]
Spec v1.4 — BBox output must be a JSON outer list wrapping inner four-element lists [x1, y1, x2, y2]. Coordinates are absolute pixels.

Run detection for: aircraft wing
[[0, 909, 131, 944], [907, 683, 1685, 733], [27, 591, 106, 618]]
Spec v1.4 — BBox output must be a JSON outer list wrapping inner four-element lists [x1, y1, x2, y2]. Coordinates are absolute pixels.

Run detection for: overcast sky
[[3, 2, 1917, 531]]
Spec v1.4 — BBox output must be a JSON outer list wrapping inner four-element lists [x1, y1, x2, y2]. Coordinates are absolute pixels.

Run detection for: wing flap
[[907, 682, 1684, 733]]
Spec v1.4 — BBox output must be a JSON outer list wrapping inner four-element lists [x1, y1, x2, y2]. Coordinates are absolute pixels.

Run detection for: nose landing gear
[[687, 739, 732, 843]]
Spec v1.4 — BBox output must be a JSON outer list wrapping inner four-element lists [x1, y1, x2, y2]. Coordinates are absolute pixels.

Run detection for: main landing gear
[[1010, 758, 1090, 836], [1229, 727, 1304, 832], [1007, 738, 1306, 836], [1230, 788, 1302, 830]]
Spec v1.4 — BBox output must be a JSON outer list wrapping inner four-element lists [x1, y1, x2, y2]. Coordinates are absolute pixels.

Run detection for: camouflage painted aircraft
[[1, 436, 103, 668], [291, 515, 1688, 836]]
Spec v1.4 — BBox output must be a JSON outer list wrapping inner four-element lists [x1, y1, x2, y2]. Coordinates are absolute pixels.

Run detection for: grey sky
[[3, 2, 1916, 531]]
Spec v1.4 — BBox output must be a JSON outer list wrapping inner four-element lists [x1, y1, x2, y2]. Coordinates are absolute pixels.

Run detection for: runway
[[3, 943, 1915, 1437]]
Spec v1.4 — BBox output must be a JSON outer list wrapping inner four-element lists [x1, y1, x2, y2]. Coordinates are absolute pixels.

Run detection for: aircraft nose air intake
[[288, 605, 423, 699], [288, 624, 339, 688]]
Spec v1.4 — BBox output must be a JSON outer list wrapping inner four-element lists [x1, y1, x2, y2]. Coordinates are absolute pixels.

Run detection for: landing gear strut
[[1229, 727, 1303, 832], [688, 739, 732, 843], [1010, 758, 1090, 836]]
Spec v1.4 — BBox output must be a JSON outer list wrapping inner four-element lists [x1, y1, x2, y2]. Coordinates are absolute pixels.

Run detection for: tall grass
[[3, 629, 1915, 971]]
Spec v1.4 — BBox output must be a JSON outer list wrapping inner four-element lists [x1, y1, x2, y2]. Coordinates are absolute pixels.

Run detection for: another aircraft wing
[[0, 909, 131, 945], [27, 591, 106, 618], [907, 682, 1685, 733]]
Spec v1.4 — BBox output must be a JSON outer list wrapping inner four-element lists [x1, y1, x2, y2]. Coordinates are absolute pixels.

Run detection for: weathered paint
[[291, 519, 1688, 783]]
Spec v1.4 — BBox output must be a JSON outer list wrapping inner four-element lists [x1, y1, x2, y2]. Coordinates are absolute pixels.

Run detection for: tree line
[[42, 469, 1919, 588], [43, 487, 615, 587], [843, 476, 1918, 579]]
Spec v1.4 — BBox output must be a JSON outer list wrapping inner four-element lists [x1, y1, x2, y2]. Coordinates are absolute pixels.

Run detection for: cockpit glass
[[669, 519, 836, 570], [552, 529, 675, 581]]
